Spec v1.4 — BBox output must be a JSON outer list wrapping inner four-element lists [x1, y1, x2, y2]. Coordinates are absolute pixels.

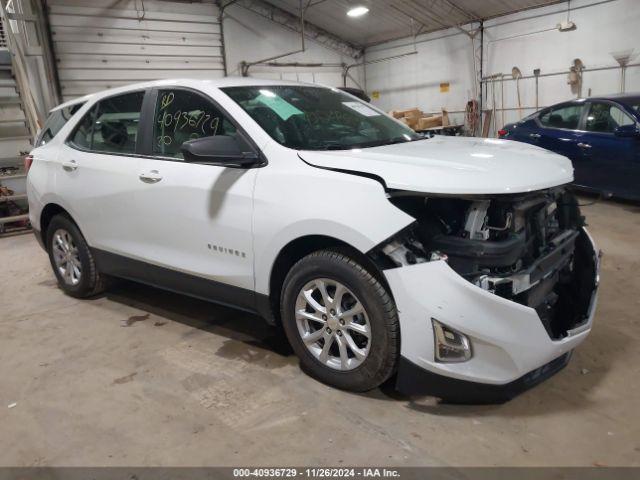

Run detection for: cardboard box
[[417, 115, 443, 130], [389, 106, 444, 130], [405, 117, 419, 129], [402, 108, 422, 122], [442, 109, 450, 127]]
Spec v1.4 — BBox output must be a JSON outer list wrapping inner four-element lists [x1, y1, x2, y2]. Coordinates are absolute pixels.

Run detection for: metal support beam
[[343, 51, 417, 88], [218, 0, 241, 76], [390, 2, 475, 39], [241, 0, 307, 76], [443, 0, 480, 21], [235, 0, 361, 61], [34, 0, 62, 105]]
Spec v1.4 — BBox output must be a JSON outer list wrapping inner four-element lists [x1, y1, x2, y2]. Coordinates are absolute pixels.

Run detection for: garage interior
[[1, 0, 639, 469]]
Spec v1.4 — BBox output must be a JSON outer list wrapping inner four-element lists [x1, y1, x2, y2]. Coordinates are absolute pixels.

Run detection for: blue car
[[499, 94, 640, 200]]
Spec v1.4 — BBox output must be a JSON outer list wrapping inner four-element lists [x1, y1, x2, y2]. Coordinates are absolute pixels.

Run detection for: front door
[[580, 101, 640, 197], [130, 88, 258, 303]]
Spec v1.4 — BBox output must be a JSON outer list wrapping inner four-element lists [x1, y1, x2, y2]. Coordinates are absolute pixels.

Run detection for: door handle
[[139, 170, 163, 184], [577, 143, 592, 149], [529, 133, 541, 139], [62, 160, 78, 171]]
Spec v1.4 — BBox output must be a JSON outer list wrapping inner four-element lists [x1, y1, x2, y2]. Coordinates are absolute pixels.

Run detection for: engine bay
[[371, 188, 598, 340]]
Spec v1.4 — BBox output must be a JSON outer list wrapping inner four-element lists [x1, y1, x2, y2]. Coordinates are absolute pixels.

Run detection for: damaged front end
[[371, 187, 598, 340], [369, 186, 599, 402]]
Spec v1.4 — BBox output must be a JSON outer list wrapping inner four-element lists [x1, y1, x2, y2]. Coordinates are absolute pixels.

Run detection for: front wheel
[[280, 250, 400, 392]]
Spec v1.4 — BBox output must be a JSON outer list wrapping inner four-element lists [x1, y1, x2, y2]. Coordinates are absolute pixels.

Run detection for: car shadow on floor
[[98, 278, 624, 416], [102, 278, 295, 359]]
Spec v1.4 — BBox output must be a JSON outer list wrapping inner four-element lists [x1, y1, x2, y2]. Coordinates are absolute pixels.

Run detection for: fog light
[[432, 319, 472, 363]]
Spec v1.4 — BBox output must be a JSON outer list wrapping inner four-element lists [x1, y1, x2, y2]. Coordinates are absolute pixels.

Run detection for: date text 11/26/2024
[[232, 468, 401, 478]]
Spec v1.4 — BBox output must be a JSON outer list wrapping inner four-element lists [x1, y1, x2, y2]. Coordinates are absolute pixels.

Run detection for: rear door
[[128, 87, 258, 304], [580, 100, 640, 197], [535, 103, 586, 156], [506, 117, 538, 143], [55, 90, 146, 254]]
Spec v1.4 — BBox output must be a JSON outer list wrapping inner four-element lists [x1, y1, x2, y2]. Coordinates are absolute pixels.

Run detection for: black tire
[[280, 250, 399, 392], [46, 214, 107, 298]]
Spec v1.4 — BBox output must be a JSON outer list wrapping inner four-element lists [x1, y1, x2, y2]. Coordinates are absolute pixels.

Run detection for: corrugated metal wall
[[47, 0, 223, 101]]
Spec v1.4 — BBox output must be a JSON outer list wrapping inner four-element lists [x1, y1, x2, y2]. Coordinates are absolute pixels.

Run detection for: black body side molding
[[92, 249, 271, 320]]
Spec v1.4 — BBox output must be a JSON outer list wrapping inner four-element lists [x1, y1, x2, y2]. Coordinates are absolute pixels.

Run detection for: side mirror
[[614, 124, 640, 138], [180, 135, 260, 167]]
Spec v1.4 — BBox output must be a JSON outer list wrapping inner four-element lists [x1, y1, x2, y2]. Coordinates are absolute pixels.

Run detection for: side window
[[585, 102, 635, 133], [67, 92, 144, 153], [91, 91, 144, 154], [153, 89, 237, 159], [539, 104, 584, 130], [68, 104, 98, 150], [37, 103, 85, 146]]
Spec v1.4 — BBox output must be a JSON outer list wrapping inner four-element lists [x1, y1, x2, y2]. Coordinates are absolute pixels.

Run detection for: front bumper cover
[[396, 351, 572, 404], [384, 227, 599, 403]]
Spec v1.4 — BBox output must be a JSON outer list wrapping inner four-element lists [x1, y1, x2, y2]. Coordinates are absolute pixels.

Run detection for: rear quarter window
[[36, 103, 85, 146]]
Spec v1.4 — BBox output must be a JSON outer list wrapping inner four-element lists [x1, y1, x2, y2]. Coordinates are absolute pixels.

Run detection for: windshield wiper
[[359, 136, 419, 148], [313, 135, 423, 151], [316, 143, 354, 150]]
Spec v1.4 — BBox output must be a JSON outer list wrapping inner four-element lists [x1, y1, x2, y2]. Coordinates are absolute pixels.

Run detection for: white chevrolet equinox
[[27, 78, 600, 403]]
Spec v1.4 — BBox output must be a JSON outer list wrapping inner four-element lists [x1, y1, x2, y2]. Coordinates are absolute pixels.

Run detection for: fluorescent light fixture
[[347, 6, 369, 17]]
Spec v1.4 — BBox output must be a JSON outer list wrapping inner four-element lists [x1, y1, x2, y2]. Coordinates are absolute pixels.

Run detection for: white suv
[[27, 78, 599, 403]]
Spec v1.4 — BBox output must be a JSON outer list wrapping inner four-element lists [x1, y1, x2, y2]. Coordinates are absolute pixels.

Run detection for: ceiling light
[[347, 6, 369, 17]]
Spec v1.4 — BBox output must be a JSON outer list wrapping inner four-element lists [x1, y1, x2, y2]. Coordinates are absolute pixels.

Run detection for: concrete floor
[[1, 198, 639, 467]]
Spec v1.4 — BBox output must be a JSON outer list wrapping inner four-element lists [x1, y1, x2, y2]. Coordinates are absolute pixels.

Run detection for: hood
[[299, 136, 573, 195]]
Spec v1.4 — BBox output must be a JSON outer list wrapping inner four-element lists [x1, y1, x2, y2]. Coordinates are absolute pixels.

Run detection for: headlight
[[432, 319, 472, 362]]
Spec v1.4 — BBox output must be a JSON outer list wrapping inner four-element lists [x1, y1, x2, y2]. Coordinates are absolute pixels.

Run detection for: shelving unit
[[0, 61, 31, 235]]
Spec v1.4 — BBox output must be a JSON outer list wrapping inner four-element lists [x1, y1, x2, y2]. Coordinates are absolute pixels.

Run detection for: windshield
[[221, 85, 421, 150]]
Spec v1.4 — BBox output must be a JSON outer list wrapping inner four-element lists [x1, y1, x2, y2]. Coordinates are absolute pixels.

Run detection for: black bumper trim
[[395, 351, 572, 404]]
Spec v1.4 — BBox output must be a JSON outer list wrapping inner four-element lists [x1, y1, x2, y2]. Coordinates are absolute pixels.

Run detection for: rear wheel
[[46, 214, 106, 298], [280, 250, 399, 392]]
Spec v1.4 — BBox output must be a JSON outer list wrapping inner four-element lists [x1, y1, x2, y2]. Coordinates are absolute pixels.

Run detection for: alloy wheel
[[295, 278, 371, 371], [52, 228, 82, 286]]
